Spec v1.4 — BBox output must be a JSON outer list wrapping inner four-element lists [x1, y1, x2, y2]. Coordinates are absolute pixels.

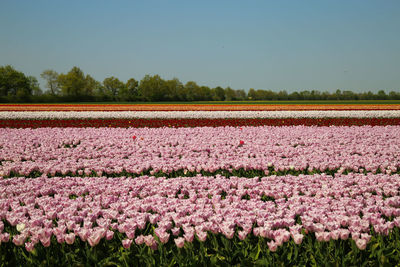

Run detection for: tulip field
[[1, 104, 400, 266]]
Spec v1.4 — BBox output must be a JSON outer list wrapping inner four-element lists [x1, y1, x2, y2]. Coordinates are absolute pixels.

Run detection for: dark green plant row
[[1, 226, 399, 267], [2, 166, 399, 180]]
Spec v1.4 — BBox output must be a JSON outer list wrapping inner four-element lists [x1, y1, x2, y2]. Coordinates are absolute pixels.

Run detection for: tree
[[28, 76, 42, 96], [389, 91, 400, 100], [335, 89, 342, 100], [289, 91, 300, 100], [310, 90, 322, 100], [248, 88, 256, 100], [377, 90, 387, 100], [58, 67, 87, 98], [0, 65, 31, 97], [254, 89, 274, 100], [57, 67, 99, 100], [342, 90, 356, 100], [277, 90, 288, 100], [184, 81, 200, 101], [198, 86, 212, 101], [165, 78, 183, 101], [212, 86, 225, 101], [40, 70, 60, 95], [120, 78, 139, 101], [234, 89, 246, 100], [224, 87, 236, 101], [0, 65, 33, 102], [85, 75, 101, 97], [103, 77, 125, 101], [116, 78, 139, 101], [138, 74, 166, 101]]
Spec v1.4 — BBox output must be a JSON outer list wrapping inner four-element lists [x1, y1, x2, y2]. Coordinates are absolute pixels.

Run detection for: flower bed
[[1, 174, 400, 265], [1, 117, 400, 128], [1, 126, 400, 178], [2, 110, 400, 128], [1, 124, 400, 265], [1, 110, 400, 120]]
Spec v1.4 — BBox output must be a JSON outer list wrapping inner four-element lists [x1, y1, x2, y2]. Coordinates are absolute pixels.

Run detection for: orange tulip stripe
[[1, 104, 400, 111]]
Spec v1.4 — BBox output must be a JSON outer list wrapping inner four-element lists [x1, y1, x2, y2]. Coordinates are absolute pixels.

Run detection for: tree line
[[1, 65, 399, 102]]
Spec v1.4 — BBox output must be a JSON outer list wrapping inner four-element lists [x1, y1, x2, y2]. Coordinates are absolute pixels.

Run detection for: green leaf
[[287, 246, 293, 261]]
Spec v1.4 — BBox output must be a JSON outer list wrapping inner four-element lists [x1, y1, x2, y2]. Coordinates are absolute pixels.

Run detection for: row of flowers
[[1, 126, 399, 178], [1, 104, 400, 111], [1, 110, 400, 119], [1, 173, 399, 252], [1, 117, 400, 128]]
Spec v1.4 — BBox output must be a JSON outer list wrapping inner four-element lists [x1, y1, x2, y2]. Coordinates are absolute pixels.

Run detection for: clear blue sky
[[1, 0, 399, 92]]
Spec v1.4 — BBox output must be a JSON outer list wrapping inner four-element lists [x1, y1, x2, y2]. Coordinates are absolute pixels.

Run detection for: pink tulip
[[355, 238, 367, 250], [122, 238, 133, 249], [174, 237, 185, 248], [56, 234, 65, 244], [126, 231, 135, 239], [78, 229, 90, 242], [135, 235, 145, 245], [88, 231, 102, 247], [41, 236, 51, 247], [13, 235, 25, 246], [196, 231, 207, 242], [25, 242, 35, 252], [292, 233, 303, 245], [144, 235, 156, 247], [1, 233, 10, 243], [106, 230, 114, 240], [65, 233, 76, 245], [330, 230, 340, 240], [158, 232, 170, 244], [267, 241, 277, 252], [238, 231, 247, 241], [171, 227, 180, 236], [315, 232, 324, 242], [184, 232, 194, 243], [340, 229, 350, 240]]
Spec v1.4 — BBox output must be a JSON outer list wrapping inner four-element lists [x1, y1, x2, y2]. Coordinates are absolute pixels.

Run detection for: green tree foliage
[[164, 78, 184, 101], [0, 65, 34, 102], [138, 74, 166, 101], [103, 77, 125, 101], [86, 75, 102, 98], [57, 67, 100, 101], [224, 87, 236, 101], [198, 86, 212, 101], [41, 70, 60, 95], [183, 81, 199, 101], [1, 65, 400, 102], [212, 86, 225, 101], [119, 78, 139, 101], [248, 88, 256, 100], [58, 67, 88, 98], [277, 90, 288, 100], [183, 82, 213, 101], [235, 89, 247, 100], [28, 76, 42, 96], [377, 90, 387, 100]]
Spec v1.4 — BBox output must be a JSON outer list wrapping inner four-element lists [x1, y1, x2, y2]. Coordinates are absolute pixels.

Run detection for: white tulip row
[[1, 110, 400, 119]]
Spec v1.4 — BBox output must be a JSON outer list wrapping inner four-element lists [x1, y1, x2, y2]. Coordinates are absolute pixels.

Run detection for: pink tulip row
[[1, 126, 399, 178], [0, 173, 399, 251]]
